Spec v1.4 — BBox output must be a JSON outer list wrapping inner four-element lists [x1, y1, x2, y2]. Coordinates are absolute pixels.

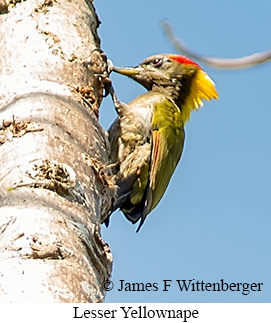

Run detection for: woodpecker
[[108, 54, 218, 231]]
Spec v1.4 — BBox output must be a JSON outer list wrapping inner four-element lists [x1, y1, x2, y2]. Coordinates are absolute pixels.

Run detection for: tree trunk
[[0, 0, 115, 302]]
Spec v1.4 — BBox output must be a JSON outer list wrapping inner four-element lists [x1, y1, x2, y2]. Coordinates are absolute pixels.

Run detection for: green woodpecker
[[108, 54, 218, 231]]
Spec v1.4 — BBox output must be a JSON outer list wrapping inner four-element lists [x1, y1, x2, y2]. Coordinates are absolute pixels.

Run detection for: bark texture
[[0, 0, 115, 302]]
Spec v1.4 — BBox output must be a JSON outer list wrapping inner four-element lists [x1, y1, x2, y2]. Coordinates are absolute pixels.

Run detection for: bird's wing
[[136, 98, 185, 231]]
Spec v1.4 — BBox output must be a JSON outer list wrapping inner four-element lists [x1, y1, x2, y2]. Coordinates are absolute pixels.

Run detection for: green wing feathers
[[146, 99, 185, 214]]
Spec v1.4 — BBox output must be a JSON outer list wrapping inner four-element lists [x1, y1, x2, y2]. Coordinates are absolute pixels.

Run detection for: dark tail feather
[[102, 186, 133, 228], [103, 175, 150, 231], [136, 214, 147, 232], [103, 216, 110, 227], [124, 211, 142, 225], [102, 190, 130, 228], [112, 191, 130, 211], [136, 219, 144, 232]]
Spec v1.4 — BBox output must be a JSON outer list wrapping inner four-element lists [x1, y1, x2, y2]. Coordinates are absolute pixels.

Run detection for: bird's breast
[[120, 104, 152, 144]]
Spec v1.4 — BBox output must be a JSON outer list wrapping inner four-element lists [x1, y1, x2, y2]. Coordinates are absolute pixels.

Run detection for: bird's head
[[113, 54, 218, 123]]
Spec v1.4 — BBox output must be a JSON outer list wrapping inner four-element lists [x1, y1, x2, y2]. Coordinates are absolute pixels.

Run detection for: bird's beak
[[112, 66, 141, 77], [112, 65, 151, 90]]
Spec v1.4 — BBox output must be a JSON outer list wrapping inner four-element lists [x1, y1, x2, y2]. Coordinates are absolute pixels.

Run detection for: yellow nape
[[182, 70, 218, 124]]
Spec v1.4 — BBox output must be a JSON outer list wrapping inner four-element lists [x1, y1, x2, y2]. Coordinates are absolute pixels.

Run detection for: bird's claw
[[102, 59, 115, 97]]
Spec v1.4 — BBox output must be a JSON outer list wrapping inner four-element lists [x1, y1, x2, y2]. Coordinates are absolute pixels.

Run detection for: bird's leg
[[107, 81, 125, 115], [109, 85, 121, 111]]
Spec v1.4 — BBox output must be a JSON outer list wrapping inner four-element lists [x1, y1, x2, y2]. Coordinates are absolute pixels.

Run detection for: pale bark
[[0, 0, 115, 302]]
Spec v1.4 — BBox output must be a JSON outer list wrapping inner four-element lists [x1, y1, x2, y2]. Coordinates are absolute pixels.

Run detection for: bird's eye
[[151, 58, 163, 68]]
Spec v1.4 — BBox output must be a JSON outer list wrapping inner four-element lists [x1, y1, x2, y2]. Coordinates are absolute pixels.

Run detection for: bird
[[107, 54, 218, 231]]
